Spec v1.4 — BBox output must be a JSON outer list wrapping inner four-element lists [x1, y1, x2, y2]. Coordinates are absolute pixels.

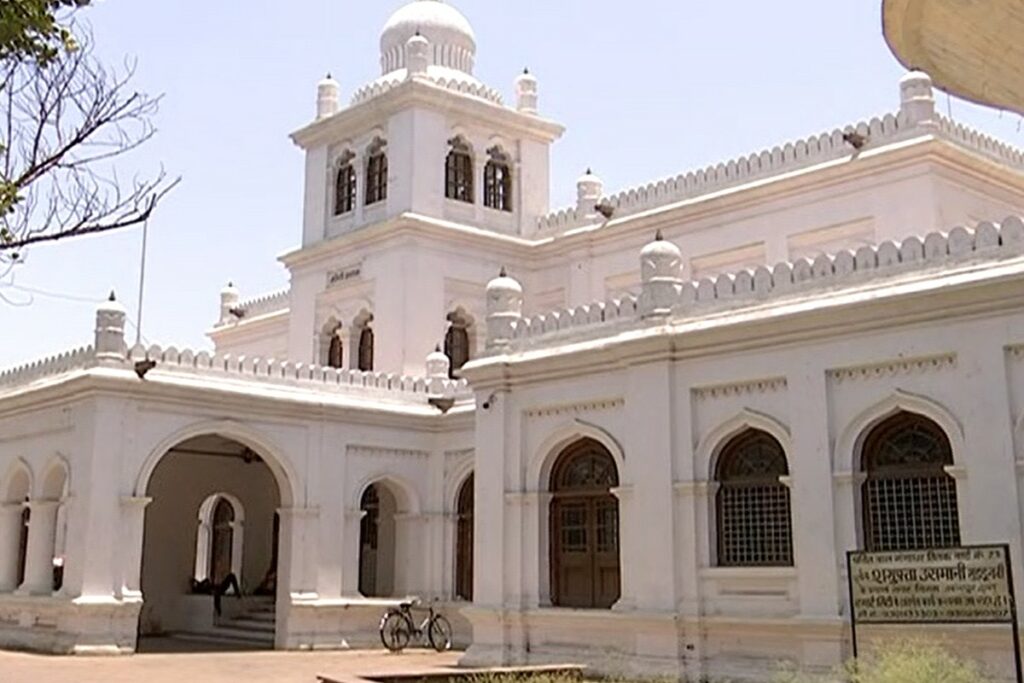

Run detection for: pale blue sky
[[2, 0, 1021, 368]]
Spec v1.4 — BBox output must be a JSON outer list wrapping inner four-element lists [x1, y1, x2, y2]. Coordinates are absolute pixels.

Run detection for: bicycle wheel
[[427, 614, 452, 652], [380, 611, 411, 652]]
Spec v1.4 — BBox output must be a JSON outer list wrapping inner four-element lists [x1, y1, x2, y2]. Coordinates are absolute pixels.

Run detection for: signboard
[[846, 544, 1021, 683], [849, 545, 1013, 624]]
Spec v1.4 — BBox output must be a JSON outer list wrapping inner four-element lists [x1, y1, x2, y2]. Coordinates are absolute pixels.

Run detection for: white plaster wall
[[466, 297, 1024, 680]]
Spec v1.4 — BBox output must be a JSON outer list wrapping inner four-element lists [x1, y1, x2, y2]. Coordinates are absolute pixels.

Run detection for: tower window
[[358, 324, 374, 372], [445, 137, 474, 203], [444, 310, 472, 378], [334, 153, 356, 216], [365, 138, 388, 206], [484, 147, 512, 212]]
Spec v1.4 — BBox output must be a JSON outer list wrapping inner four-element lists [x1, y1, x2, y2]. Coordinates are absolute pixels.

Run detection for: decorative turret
[[639, 231, 683, 318], [899, 70, 936, 128], [426, 344, 450, 379], [94, 291, 126, 361], [515, 68, 538, 114], [316, 73, 341, 120], [406, 32, 431, 76], [576, 169, 603, 220], [485, 268, 523, 350], [219, 282, 240, 323]]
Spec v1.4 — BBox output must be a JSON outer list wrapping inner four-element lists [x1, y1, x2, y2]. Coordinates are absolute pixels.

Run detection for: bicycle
[[379, 598, 452, 652]]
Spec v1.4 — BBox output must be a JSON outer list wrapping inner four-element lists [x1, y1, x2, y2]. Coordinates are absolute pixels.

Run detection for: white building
[[3, 0, 1024, 679]]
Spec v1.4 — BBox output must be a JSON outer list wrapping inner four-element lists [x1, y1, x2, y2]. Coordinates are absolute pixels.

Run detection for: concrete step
[[169, 628, 273, 649], [219, 617, 275, 633]]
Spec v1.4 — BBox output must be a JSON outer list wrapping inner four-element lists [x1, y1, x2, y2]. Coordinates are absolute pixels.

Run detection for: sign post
[[847, 544, 1022, 683]]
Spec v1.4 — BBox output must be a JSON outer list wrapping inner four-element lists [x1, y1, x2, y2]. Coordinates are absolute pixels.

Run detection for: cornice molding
[[693, 377, 787, 401], [523, 398, 624, 419], [827, 354, 956, 383]]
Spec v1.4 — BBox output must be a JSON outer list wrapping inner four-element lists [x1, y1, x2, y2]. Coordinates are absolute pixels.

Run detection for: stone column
[[117, 496, 152, 600], [17, 499, 60, 595], [0, 503, 25, 592]]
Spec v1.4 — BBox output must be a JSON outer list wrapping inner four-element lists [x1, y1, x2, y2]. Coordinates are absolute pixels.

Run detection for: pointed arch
[[834, 390, 964, 473], [530, 419, 625, 492], [1, 459, 32, 503], [38, 455, 70, 500], [697, 408, 792, 482]]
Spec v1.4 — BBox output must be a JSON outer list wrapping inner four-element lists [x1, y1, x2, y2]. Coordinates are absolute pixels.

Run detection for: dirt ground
[[0, 641, 463, 683]]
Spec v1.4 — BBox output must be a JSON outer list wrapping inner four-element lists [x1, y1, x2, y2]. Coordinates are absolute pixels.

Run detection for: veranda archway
[[138, 433, 291, 649]]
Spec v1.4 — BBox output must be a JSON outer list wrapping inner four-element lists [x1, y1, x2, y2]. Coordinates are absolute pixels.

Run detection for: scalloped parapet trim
[[0, 342, 470, 402], [0, 345, 95, 387], [350, 74, 503, 106], [234, 289, 289, 319], [122, 344, 471, 400], [505, 216, 1024, 349], [536, 112, 1024, 234]]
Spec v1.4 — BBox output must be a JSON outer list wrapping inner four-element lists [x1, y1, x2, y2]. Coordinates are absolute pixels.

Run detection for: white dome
[[380, 0, 476, 76]]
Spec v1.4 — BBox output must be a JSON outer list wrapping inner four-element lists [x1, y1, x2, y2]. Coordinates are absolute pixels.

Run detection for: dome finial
[[655, 229, 663, 241], [499, 266, 508, 277]]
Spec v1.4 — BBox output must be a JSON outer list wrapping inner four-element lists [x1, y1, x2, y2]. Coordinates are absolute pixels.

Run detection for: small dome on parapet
[[98, 290, 126, 315], [640, 231, 683, 282], [426, 344, 451, 379], [487, 267, 523, 297]]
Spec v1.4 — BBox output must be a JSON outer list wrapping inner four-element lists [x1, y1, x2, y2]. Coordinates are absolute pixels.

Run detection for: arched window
[[444, 311, 471, 378], [334, 156, 356, 216], [861, 411, 960, 551], [455, 474, 474, 600], [358, 325, 374, 372], [327, 334, 343, 369], [365, 139, 388, 206], [549, 438, 620, 609], [445, 137, 474, 203], [715, 429, 792, 567], [209, 498, 235, 584], [484, 147, 512, 212]]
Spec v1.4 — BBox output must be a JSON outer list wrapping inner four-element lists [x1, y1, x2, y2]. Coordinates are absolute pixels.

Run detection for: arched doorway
[[455, 474, 474, 600], [549, 438, 620, 609], [139, 434, 284, 649], [359, 483, 397, 597]]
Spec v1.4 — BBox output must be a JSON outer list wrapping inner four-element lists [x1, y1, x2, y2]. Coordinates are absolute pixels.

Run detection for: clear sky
[[2, 0, 1021, 368]]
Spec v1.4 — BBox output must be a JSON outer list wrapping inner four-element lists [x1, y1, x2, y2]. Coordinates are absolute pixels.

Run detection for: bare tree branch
[[0, 25, 177, 262]]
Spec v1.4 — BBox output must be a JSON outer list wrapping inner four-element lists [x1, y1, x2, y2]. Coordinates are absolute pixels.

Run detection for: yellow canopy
[[883, 0, 1024, 114]]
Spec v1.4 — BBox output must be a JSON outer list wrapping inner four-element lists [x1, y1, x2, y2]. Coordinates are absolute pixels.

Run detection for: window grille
[[715, 429, 793, 567], [484, 148, 512, 212], [365, 153, 388, 205], [334, 163, 356, 215], [445, 139, 474, 203], [862, 412, 960, 551]]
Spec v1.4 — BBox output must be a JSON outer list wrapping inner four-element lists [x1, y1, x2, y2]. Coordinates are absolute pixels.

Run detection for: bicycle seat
[[399, 598, 421, 609]]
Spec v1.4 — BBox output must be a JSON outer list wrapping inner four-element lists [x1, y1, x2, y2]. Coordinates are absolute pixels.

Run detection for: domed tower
[[290, 0, 564, 247]]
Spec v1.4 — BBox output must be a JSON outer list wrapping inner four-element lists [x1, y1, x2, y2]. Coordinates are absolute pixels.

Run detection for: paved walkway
[[1, 643, 463, 683]]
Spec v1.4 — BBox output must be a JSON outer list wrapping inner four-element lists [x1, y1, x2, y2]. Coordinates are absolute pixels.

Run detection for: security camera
[[480, 392, 497, 410], [134, 358, 157, 379]]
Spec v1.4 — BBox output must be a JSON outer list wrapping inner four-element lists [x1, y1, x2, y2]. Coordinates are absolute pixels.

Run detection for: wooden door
[[550, 439, 620, 609]]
